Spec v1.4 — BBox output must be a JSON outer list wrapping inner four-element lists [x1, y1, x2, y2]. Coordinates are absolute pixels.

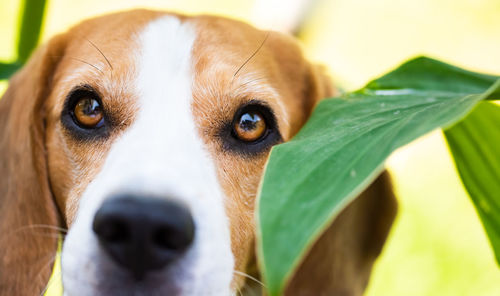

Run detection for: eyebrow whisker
[[236, 75, 267, 89], [49, 55, 105, 75], [233, 31, 270, 78], [69, 57, 105, 75], [84, 37, 114, 71]]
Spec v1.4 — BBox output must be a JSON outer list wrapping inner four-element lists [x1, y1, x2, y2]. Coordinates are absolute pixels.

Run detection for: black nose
[[92, 195, 195, 280]]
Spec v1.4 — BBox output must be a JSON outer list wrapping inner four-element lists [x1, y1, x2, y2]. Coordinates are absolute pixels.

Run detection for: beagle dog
[[0, 10, 397, 296]]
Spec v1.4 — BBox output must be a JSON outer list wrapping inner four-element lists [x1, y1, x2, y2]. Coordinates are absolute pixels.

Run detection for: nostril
[[153, 226, 179, 250], [153, 223, 194, 252], [94, 217, 129, 243]]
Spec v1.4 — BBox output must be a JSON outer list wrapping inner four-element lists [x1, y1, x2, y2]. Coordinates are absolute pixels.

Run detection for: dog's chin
[[62, 258, 233, 296], [62, 269, 183, 296], [61, 239, 234, 296]]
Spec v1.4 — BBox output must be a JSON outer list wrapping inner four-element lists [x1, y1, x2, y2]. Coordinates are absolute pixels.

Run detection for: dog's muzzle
[[92, 195, 195, 280]]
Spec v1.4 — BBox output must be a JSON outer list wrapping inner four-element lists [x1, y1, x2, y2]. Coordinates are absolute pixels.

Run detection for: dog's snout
[[92, 195, 195, 280]]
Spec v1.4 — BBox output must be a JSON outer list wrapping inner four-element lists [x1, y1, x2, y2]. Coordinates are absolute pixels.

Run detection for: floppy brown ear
[[241, 63, 397, 295], [306, 63, 338, 108], [0, 35, 66, 295], [279, 64, 397, 295], [284, 171, 397, 295]]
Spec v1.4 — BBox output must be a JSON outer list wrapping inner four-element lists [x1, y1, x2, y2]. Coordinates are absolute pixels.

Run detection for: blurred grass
[[1, 0, 499, 295]]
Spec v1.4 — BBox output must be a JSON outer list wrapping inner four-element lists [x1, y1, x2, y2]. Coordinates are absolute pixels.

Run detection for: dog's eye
[[223, 101, 282, 156], [233, 111, 267, 142], [73, 97, 103, 128], [61, 85, 109, 140]]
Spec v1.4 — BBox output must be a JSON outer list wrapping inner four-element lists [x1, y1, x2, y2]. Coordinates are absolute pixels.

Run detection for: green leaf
[[444, 102, 500, 264], [0, 62, 22, 80], [363, 57, 498, 95], [256, 57, 500, 296], [17, 0, 47, 63]]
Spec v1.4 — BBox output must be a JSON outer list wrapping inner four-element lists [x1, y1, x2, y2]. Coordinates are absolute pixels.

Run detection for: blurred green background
[[1, 0, 499, 295]]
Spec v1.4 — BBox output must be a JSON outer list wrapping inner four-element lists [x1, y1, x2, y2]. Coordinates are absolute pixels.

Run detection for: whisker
[[233, 31, 270, 78], [84, 38, 114, 70], [233, 270, 266, 288], [17, 224, 68, 233], [69, 57, 104, 75], [0, 224, 66, 245], [50, 55, 104, 75], [236, 76, 267, 89], [31, 232, 66, 239]]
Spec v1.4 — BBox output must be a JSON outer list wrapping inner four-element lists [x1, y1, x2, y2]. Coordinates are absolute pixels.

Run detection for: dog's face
[[1, 9, 397, 296], [37, 10, 327, 295]]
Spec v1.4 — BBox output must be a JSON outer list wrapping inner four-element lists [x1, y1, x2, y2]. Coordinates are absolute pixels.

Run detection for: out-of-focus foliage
[[17, 0, 47, 62], [0, 0, 46, 79], [445, 102, 500, 264], [0, 62, 21, 80]]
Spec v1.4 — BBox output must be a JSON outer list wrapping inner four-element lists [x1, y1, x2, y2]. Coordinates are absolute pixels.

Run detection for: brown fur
[[0, 34, 65, 295], [285, 171, 397, 296], [0, 10, 396, 295]]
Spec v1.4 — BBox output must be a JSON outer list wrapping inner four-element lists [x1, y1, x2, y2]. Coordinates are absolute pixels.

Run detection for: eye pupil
[[240, 113, 260, 130], [234, 111, 266, 142], [80, 98, 100, 116], [73, 97, 103, 128]]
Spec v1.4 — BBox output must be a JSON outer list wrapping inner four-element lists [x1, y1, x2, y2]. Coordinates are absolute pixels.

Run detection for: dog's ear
[[0, 35, 66, 295], [284, 171, 398, 296], [249, 35, 397, 295], [305, 63, 337, 110], [278, 58, 397, 295]]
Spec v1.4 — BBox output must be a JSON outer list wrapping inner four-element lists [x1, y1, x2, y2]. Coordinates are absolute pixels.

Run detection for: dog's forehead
[[52, 12, 271, 104], [59, 11, 279, 81]]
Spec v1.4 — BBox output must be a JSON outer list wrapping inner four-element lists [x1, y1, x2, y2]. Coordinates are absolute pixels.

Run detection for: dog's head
[[0, 10, 395, 296]]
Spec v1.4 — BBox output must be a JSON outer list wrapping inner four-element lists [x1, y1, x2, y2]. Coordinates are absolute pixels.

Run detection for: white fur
[[62, 16, 234, 296]]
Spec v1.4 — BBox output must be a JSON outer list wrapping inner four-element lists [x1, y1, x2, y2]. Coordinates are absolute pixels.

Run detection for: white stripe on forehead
[[120, 15, 234, 292], [62, 15, 233, 295], [120, 15, 202, 193]]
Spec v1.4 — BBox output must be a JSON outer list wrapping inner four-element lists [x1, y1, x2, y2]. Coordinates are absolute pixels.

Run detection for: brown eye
[[234, 111, 267, 142], [73, 97, 103, 128]]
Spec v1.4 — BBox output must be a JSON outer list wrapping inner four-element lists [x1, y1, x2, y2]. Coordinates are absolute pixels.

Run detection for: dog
[[0, 9, 397, 295]]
